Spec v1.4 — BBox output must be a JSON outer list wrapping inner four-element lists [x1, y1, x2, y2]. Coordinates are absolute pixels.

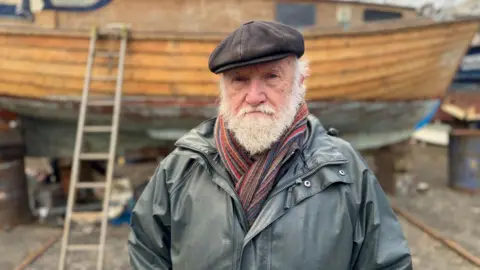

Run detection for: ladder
[[58, 24, 129, 270]]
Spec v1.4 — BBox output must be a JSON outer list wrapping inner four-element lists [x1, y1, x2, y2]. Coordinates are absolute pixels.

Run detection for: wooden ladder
[[58, 24, 129, 270]]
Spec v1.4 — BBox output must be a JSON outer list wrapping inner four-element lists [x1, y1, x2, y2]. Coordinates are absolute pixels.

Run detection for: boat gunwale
[[0, 17, 479, 41], [276, 0, 416, 12]]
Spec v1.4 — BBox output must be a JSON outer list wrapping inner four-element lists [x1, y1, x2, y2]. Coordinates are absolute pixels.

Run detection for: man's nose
[[245, 80, 266, 106]]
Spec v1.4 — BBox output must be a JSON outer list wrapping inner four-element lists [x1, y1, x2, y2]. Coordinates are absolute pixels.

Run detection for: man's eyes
[[231, 73, 279, 82], [266, 73, 279, 79], [232, 76, 248, 82]]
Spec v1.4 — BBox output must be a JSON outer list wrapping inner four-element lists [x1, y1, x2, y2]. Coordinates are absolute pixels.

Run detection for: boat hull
[[0, 19, 476, 101], [0, 95, 438, 157], [0, 17, 477, 156]]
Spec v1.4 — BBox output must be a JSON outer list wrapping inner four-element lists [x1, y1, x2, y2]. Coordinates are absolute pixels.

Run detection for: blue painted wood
[[454, 70, 480, 83], [0, 0, 31, 18], [454, 44, 480, 83], [42, 0, 111, 11]]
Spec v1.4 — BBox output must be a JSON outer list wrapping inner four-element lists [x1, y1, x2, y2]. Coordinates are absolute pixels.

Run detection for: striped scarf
[[214, 103, 309, 226]]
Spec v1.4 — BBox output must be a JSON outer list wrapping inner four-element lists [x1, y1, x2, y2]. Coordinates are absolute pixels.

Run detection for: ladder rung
[[71, 211, 104, 221], [79, 153, 110, 160], [76, 182, 106, 189], [88, 100, 115, 106], [92, 76, 117, 81], [84, 125, 112, 133], [67, 244, 100, 251], [106, 22, 131, 30], [96, 51, 119, 58]]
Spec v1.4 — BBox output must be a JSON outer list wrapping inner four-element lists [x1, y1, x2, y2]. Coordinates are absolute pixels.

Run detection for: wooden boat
[[0, 0, 478, 157]]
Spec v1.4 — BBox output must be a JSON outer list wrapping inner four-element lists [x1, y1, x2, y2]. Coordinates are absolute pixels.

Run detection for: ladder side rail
[[58, 27, 99, 270], [96, 28, 129, 270]]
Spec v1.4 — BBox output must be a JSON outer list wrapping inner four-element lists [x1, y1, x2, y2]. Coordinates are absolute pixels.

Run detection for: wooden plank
[[0, 17, 474, 102], [0, 43, 460, 100], [0, 59, 218, 83], [0, 73, 447, 101], [412, 123, 451, 146], [0, 35, 464, 86], [0, 54, 435, 88], [0, 80, 219, 98], [305, 17, 478, 39], [0, 67, 437, 100], [0, 20, 474, 54], [376, 72, 451, 99], [0, 35, 219, 53], [0, 46, 210, 69], [308, 63, 436, 96], [308, 52, 448, 89], [308, 64, 445, 100], [309, 39, 463, 76], [362, 75, 447, 100], [0, 29, 468, 74], [441, 103, 472, 120], [308, 70, 446, 100], [304, 21, 476, 48], [0, 26, 472, 66], [306, 30, 472, 63], [0, 69, 219, 94]]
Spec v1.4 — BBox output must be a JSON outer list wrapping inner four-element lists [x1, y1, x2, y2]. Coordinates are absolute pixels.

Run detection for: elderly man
[[128, 21, 412, 269]]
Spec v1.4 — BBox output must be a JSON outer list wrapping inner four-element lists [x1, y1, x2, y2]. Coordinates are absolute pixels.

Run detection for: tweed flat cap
[[208, 20, 305, 74]]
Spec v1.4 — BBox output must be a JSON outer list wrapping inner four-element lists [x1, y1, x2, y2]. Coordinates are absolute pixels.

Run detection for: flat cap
[[208, 20, 305, 74]]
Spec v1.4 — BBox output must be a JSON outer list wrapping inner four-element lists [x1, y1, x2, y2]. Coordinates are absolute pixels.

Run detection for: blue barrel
[[448, 129, 480, 193]]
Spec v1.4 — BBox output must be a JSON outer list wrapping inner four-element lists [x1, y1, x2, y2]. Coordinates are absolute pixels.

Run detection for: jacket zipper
[[232, 218, 238, 270], [176, 143, 347, 270], [237, 159, 348, 270]]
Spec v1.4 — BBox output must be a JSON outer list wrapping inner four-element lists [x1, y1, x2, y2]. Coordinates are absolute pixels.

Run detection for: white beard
[[219, 81, 305, 156]]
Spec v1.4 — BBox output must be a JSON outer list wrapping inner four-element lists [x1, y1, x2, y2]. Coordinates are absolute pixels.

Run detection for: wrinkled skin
[[218, 56, 305, 156]]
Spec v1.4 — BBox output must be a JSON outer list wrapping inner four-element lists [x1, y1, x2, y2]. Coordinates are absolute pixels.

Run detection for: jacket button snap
[[304, 180, 311, 187], [339, 170, 345, 176]]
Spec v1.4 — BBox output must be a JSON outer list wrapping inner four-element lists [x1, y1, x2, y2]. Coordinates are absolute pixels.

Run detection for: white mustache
[[238, 104, 275, 115], [238, 105, 276, 116]]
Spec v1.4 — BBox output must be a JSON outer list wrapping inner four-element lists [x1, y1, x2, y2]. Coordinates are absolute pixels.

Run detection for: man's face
[[219, 56, 306, 155]]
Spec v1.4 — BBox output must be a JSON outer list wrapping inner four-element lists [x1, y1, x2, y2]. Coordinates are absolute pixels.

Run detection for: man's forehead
[[224, 58, 291, 75]]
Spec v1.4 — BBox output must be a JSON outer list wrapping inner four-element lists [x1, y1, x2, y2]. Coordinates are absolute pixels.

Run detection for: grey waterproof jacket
[[128, 115, 412, 270]]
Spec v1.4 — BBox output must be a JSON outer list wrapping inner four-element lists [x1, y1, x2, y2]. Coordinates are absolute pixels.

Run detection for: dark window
[[363, 9, 402, 22], [275, 3, 316, 28]]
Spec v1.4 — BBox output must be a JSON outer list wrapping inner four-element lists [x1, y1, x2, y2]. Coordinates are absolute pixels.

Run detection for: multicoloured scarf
[[214, 102, 309, 226]]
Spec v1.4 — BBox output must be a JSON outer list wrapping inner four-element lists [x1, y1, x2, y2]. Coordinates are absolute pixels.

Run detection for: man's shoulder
[[310, 126, 371, 181], [151, 147, 209, 191], [328, 134, 358, 158], [315, 127, 364, 165], [330, 135, 369, 171]]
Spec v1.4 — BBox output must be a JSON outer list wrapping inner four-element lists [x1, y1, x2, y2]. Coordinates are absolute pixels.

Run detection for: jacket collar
[[174, 114, 347, 169], [175, 115, 350, 235]]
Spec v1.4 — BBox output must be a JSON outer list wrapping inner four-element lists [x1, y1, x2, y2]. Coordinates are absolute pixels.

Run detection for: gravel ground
[[398, 217, 479, 270], [0, 225, 60, 270], [24, 225, 130, 270], [393, 143, 480, 263], [0, 144, 479, 269]]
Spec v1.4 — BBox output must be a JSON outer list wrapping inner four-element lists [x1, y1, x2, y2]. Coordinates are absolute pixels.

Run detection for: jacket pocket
[[284, 165, 352, 210]]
